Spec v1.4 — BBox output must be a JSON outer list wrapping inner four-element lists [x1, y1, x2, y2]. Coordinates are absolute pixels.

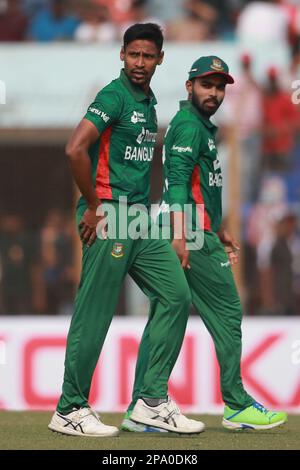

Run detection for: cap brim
[[192, 71, 234, 84]]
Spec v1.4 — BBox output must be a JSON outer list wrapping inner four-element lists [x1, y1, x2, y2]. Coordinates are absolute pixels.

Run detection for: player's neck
[[139, 82, 150, 95]]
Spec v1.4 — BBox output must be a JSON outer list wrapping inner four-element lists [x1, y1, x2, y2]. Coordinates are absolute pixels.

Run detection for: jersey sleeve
[[168, 124, 201, 209], [84, 88, 123, 133]]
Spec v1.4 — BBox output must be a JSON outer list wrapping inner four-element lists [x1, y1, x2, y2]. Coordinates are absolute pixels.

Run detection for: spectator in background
[[280, 48, 300, 92], [196, 0, 240, 40], [147, 0, 184, 23], [95, 0, 143, 25], [39, 209, 76, 315], [278, 0, 300, 96], [74, 0, 117, 43], [0, 0, 28, 41], [247, 176, 289, 314], [237, 0, 289, 45], [22, 0, 47, 16], [28, 0, 79, 42], [262, 65, 299, 172], [167, 0, 218, 41], [219, 53, 263, 204], [216, 0, 245, 40], [281, 0, 300, 60], [0, 214, 38, 314], [150, 0, 244, 39], [119, 0, 164, 40], [270, 210, 300, 315]]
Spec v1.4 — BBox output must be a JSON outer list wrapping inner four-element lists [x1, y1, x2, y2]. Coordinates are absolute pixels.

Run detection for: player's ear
[[157, 50, 164, 66], [120, 46, 125, 62], [186, 80, 193, 95]]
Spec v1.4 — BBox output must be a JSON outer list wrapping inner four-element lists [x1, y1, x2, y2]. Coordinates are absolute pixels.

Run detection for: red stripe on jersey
[[191, 166, 212, 231], [96, 127, 113, 199]]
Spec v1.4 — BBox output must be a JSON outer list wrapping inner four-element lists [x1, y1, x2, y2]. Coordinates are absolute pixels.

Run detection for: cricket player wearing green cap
[[123, 56, 288, 431], [48, 24, 205, 437]]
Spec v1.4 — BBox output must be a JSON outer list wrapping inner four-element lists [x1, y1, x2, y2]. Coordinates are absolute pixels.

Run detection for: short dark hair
[[123, 23, 164, 52]]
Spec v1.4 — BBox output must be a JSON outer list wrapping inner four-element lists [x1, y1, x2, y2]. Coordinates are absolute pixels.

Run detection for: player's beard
[[191, 89, 222, 117]]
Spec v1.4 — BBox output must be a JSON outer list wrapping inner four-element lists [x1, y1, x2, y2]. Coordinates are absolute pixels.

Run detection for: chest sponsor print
[[131, 111, 146, 124], [124, 146, 154, 162], [208, 138, 216, 152]]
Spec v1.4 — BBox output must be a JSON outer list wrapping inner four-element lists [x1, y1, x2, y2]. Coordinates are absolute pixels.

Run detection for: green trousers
[[57, 203, 191, 414], [128, 230, 254, 411]]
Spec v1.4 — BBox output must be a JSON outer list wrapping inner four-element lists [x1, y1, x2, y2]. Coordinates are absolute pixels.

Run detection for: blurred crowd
[[218, 51, 300, 316], [0, 0, 299, 50], [1, 0, 300, 316], [0, 210, 77, 315]]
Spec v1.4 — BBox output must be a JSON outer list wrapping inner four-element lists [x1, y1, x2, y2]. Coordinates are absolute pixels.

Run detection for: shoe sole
[[130, 414, 205, 434], [222, 418, 287, 431], [48, 423, 119, 437], [121, 419, 168, 433]]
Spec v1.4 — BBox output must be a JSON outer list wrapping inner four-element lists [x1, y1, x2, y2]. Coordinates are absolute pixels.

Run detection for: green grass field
[[0, 412, 299, 450]]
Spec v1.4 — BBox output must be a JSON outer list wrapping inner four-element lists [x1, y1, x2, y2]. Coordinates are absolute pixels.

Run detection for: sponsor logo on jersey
[[111, 243, 124, 258], [131, 111, 146, 124], [213, 158, 221, 171], [171, 145, 193, 153], [88, 107, 110, 123], [208, 138, 216, 152], [209, 172, 222, 187], [124, 146, 154, 161], [220, 260, 231, 268], [136, 127, 157, 144]]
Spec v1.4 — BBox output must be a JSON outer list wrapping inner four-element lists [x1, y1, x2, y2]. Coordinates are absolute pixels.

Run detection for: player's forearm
[[171, 211, 186, 241], [168, 184, 189, 209], [66, 148, 100, 210], [217, 223, 225, 240]]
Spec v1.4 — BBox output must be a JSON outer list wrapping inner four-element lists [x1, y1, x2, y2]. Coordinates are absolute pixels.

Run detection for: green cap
[[188, 56, 234, 84]]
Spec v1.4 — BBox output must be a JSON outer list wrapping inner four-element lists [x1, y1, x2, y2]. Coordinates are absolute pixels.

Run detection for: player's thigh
[[130, 237, 191, 307], [187, 234, 242, 319], [76, 202, 136, 288]]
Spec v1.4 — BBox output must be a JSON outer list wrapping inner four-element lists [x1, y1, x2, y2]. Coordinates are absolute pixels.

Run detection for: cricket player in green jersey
[[48, 24, 205, 437], [123, 56, 287, 431]]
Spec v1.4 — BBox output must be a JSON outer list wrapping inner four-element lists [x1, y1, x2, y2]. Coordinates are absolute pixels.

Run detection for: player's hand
[[172, 239, 191, 269], [224, 244, 239, 265], [79, 206, 107, 247], [218, 229, 240, 265]]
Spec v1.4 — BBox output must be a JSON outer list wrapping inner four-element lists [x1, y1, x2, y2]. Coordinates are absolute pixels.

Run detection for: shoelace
[[252, 402, 270, 414], [77, 407, 100, 422], [167, 399, 181, 416]]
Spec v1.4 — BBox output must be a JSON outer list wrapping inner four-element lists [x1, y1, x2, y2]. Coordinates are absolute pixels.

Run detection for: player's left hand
[[218, 228, 240, 265], [79, 206, 107, 247], [171, 239, 191, 269]]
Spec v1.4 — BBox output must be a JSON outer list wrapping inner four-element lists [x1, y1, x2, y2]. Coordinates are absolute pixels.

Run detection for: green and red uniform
[[78, 69, 158, 208], [160, 100, 222, 232], [128, 100, 254, 411], [57, 71, 191, 414]]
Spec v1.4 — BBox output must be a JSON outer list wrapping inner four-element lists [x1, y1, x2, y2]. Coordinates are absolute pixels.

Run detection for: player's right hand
[[79, 207, 107, 247], [171, 239, 191, 270]]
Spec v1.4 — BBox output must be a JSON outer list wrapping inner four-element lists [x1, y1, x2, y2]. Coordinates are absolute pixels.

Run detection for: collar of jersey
[[120, 69, 157, 104], [179, 100, 217, 131]]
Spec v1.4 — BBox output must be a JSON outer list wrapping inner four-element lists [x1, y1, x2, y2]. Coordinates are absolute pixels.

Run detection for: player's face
[[186, 75, 226, 117], [120, 40, 164, 93]]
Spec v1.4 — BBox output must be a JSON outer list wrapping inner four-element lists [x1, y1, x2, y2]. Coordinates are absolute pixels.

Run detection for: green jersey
[[78, 69, 158, 209], [159, 100, 222, 233]]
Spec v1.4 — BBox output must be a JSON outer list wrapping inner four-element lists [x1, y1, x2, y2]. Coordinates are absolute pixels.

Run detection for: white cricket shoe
[[130, 398, 205, 434], [48, 407, 119, 437]]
